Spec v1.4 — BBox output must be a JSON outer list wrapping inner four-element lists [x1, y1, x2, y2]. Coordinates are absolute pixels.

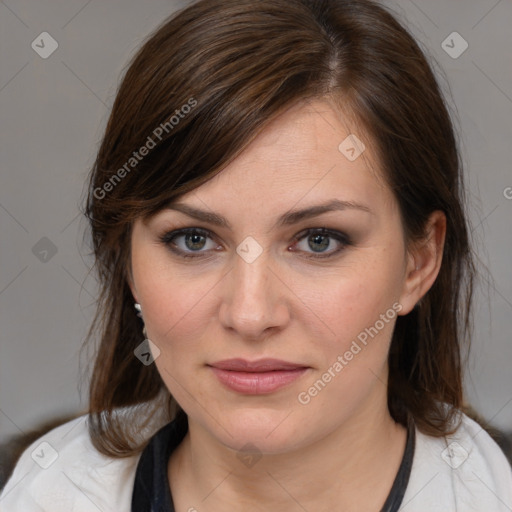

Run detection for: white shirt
[[1, 410, 511, 511]]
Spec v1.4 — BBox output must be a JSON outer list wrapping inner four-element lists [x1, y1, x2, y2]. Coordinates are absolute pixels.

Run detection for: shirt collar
[[131, 412, 415, 512]]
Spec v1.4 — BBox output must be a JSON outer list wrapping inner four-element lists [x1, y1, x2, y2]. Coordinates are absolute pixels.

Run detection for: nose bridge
[[233, 249, 271, 314], [220, 243, 287, 337]]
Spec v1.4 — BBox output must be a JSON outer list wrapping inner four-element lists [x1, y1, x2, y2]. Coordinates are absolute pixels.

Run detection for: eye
[[159, 227, 351, 260], [291, 228, 350, 259], [159, 228, 221, 259]]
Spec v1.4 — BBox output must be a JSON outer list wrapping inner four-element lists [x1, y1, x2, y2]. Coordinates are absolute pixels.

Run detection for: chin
[[200, 406, 309, 455]]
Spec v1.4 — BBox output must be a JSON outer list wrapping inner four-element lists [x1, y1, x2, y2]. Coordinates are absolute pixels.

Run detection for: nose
[[218, 247, 291, 340]]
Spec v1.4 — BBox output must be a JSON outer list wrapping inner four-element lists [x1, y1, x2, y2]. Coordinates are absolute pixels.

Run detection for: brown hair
[[84, 0, 475, 457]]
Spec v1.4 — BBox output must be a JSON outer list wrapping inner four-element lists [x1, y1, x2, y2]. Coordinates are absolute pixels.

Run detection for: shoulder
[[403, 410, 512, 511], [0, 414, 140, 512]]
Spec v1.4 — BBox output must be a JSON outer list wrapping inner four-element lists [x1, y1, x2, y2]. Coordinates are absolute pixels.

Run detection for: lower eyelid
[[160, 228, 350, 258]]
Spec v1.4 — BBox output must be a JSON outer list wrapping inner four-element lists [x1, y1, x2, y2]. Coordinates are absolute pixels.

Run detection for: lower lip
[[210, 367, 308, 394]]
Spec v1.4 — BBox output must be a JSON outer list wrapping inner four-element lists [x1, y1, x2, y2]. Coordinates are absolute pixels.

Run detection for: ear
[[398, 210, 446, 315], [126, 261, 139, 304]]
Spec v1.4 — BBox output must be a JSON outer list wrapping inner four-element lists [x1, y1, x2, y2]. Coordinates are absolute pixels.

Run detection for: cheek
[[137, 271, 219, 402], [302, 261, 402, 354], [307, 281, 367, 337], [133, 254, 224, 367], [142, 278, 215, 345]]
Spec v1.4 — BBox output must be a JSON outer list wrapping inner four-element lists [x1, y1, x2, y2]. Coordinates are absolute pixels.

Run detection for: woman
[[2, 0, 511, 510]]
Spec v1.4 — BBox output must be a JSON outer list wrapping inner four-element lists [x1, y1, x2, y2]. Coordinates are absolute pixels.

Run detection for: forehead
[[172, 98, 393, 223]]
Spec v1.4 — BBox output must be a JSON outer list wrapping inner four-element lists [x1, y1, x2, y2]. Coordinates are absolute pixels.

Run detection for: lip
[[208, 358, 309, 394]]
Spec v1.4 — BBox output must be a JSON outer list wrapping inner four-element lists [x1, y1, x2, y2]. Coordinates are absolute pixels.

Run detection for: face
[[129, 98, 418, 454]]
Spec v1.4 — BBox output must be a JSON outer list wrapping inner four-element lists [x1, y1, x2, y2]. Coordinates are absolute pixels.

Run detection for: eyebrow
[[164, 199, 373, 230]]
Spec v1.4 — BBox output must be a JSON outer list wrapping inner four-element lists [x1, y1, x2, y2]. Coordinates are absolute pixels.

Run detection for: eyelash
[[158, 227, 351, 260]]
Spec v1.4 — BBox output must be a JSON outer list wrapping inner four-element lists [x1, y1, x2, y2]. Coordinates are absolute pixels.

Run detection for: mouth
[[208, 358, 310, 394]]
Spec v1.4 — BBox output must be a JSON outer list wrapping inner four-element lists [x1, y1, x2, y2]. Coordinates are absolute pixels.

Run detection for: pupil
[[186, 233, 205, 250], [309, 234, 329, 252]]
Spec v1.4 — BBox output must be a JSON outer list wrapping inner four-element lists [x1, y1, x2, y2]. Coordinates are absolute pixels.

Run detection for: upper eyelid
[[163, 226, 345, 239], [162, 227, 349, 252]]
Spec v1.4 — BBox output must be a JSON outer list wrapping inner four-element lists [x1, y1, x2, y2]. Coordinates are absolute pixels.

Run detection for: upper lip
[[209, 358, 308, 372]]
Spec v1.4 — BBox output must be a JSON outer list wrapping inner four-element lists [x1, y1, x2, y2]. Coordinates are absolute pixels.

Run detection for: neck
[[169, 390, 407, 511]]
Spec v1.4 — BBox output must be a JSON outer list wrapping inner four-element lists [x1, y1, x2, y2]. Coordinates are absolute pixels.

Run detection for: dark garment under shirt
[[131, 414, 416, 512]]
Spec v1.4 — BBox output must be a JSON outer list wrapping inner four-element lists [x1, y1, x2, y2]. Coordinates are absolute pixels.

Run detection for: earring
[[134, 303, 148, 339]]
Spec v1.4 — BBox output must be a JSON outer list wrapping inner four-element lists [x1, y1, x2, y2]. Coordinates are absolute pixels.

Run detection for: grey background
[[1, 0, 511, 444]]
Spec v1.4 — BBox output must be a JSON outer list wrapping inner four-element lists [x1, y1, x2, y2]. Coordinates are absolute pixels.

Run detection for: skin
[[129, 98, 446, 511]]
